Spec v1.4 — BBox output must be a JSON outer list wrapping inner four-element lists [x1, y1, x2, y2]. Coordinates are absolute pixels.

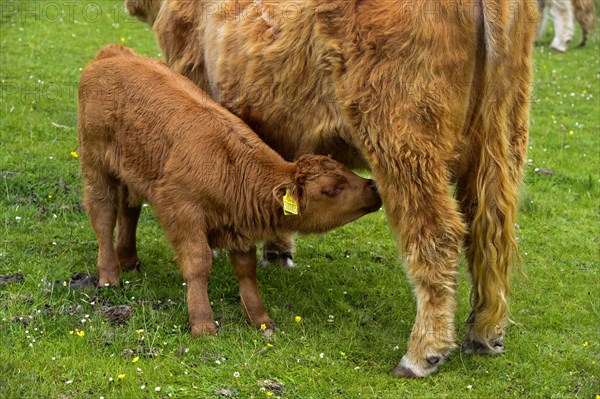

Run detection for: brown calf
[[77, 45, 382, 336]]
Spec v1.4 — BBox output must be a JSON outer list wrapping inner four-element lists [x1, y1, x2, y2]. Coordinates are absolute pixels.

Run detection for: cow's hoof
[[549, 45, 566, 53], [191, 322, 217, 336], [260, 251, 295, 268], [391, 353, 446, 378], [461, 337, 504, 355]]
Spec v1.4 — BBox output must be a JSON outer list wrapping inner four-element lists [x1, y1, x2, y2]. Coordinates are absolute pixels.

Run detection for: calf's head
[[279, 155, 382, 234]]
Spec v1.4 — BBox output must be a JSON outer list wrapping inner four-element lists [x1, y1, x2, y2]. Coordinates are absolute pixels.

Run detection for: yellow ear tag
[[283, 189, 298, 216]]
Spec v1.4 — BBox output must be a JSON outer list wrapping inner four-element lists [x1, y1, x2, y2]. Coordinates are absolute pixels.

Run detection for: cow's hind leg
[[460, 12, 534, 355], [116, 185, 142, 272], [84, 175, 120, 287], [457, 138, 520, 355]]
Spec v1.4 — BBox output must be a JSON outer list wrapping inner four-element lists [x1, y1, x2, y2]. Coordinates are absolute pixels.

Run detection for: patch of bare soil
[[58, 272, 98, 290], [0, 273, 24, 285], [103, 304, 133, 325]]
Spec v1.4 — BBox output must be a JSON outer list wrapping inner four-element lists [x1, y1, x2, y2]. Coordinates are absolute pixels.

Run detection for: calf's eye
[[322, 187, 341, 197]]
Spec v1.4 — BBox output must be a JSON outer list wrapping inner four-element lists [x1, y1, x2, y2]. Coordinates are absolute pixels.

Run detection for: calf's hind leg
[[230, 248, 275, 331], [116, 185, 142, 272], [83, 176, 120, 287]]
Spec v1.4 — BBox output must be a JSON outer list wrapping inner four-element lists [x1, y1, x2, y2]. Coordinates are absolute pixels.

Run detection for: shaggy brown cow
[[77, 45, 382, 336], [126, 0, 537, 377]]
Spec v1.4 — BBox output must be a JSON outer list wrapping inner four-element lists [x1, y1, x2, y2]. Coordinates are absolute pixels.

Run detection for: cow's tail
[[468, 0, 536, 347], [94, 45, 137, 61], [572, 0, 597, 46]]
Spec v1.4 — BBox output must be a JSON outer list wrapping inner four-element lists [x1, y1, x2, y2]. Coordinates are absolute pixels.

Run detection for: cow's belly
[[201, 0, 367, 168]]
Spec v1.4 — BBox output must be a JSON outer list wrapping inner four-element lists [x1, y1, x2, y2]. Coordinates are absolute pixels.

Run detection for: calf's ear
[[272, 184, 301, 206]]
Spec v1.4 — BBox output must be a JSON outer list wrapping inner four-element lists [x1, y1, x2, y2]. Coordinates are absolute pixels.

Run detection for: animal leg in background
[[550, 0, 575, 52], [230, 248, 275, 330]]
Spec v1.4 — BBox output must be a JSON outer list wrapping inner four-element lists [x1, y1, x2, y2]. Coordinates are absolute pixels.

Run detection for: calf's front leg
[[230, 248, 275, 331]]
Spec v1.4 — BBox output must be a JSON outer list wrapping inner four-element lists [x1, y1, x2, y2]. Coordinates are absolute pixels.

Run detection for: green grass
[[1, 1, 598, 398]]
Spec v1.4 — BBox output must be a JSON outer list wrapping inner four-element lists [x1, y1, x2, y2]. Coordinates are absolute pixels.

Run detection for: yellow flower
[[69, 330, 74, 335], [340, 352, 346, 357], [76, 330, 85, 337], [266, 343, 273, 348], [569, 130, 575, 136], [117, 374, 125, 379], [583, 341, 589, 347], [70, 151, 78, 159], [132, 356, 140, 363], [48, 195, 52, 199], [136, 329, 144, 334], [294, 316, 302, 323], [266, 392, 273, 397], [260, 323, 267, 331], [595, 395, 599, 399], [120, 37, 126, 43]]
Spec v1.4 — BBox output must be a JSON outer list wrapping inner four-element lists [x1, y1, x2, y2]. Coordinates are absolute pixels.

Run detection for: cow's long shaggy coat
[[126, 0, 537, 377]]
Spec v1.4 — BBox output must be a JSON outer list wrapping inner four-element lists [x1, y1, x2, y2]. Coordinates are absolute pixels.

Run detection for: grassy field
[[1, 1, 598, 398]]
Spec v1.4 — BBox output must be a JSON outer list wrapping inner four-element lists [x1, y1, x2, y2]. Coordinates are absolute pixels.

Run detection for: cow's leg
[[370, 151, 465, 378], [230, 247, 275, 331], [116, 185, 142, 272], [460, 17, 533, 354], [457, 143, 521, 355], [84, 176, 120, 287], [261, 233, 295, 267]]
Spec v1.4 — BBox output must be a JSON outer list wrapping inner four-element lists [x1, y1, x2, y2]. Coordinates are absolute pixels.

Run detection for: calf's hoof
[[191, 322, 217, 336], [120, 259, 143, 272], [253, 318, 276, 333], [461, 336, 505, 355], [391, 353, 449, 378], [97, 277, 120, 288]]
